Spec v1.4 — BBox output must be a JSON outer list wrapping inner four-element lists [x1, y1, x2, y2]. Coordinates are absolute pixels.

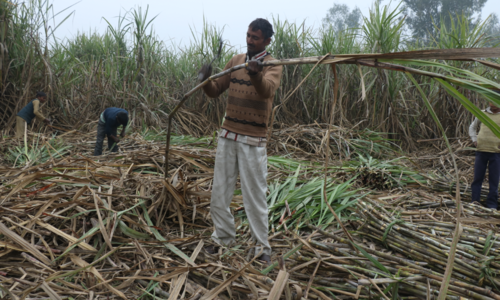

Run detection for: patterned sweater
[[203, 52, 282, 138]]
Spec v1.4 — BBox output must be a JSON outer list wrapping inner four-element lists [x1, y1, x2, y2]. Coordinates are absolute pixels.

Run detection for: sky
[[50, 0, 499, 52]]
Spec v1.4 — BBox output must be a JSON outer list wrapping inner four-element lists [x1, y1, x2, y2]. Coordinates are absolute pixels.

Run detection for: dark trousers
[[471, 151, 500, 208], [94, 119, 118, 156]]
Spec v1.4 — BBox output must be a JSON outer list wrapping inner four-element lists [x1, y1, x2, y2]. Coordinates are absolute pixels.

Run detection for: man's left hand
[[120, 132, 125, 138], [246, 59, 263, 75]]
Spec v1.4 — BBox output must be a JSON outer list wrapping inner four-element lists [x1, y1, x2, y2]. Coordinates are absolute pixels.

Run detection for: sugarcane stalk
[[359, 220, 480, 279], [355, 202, 500, 293], [358, 201, 482, 260], [362, 221, 484, 280]]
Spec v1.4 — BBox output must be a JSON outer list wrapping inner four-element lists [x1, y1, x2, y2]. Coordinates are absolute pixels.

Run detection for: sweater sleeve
[[248, 64, 283, 98], [202, 58, 233, 98], [469, 117, 481, 142], [32, 100, 46, 121]]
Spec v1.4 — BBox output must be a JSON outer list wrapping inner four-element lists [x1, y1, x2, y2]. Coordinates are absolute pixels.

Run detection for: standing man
[[469, 92, 500, 209], [198, 18, 282, 264], [94, 107, 128, 156], [15, 92, 50, 138]]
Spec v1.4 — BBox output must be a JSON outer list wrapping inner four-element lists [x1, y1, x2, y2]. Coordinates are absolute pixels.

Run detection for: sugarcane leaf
[[351, 242, 390, 275], [140, 203, 195, 266], [261, 244, 303, 275], [56, 201, 145, 261], [138, 271, 160, 300], [407, 72, 469, 152], [118, 221, 151, 240], [484, 230, 493, 255], [437, 223, 464, 300], [49, 246, 122, 281], [436, 78, 500, 139]]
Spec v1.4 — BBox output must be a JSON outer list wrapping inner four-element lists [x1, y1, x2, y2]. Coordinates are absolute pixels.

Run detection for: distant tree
[[323, 3, 363, 32], [402, 0, 487, 42], [485, 13, 500, 45]]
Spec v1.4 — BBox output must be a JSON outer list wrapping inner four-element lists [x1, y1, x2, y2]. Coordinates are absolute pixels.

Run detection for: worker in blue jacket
[[16, 92, 50, 138], [94, 107, 129, 156]]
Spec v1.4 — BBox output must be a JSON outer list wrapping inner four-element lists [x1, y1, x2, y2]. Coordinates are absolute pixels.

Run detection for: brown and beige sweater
[[203, 52, 282, 138]]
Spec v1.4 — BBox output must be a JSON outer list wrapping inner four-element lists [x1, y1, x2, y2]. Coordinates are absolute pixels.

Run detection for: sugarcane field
[[2, 0, 500, 299]]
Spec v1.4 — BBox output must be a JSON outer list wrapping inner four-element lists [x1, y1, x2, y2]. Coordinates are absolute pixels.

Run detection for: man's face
[[246, 27, 271, 55], [39, 96, 47, 103]]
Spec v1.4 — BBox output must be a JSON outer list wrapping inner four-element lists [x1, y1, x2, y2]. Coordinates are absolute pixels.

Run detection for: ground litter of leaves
[[1, 127, 500, 300]]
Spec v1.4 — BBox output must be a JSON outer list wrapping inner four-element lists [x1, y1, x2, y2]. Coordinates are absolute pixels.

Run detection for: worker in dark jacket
[[15, 92, 50, 138], [94, 107, 129, 156]]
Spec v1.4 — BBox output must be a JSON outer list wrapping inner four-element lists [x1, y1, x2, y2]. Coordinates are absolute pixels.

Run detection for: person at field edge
[[94, 107, 128, 156], [198, 18, 282, 265], [15, 91, 51, 138], [469, 90, 500, 209]]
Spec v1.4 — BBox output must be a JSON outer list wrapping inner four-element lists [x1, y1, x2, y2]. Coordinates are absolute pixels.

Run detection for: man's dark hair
[[249, 18, 274, 40], [36, 91, 47, 98], [117, 112, 129, 126]]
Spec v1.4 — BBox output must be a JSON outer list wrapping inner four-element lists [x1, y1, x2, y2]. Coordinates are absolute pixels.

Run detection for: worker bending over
[[94, 107, 128, 156], [15, 91, 50, 138]]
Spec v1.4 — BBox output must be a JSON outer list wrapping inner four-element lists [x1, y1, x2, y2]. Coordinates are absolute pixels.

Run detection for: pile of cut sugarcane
[[1, 130, 500, 299]]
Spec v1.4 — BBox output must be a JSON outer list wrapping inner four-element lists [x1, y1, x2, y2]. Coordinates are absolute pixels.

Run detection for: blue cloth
[[471, 151, 500, 209], [17, 100, 37, 124], [101, 107, 128, 136]]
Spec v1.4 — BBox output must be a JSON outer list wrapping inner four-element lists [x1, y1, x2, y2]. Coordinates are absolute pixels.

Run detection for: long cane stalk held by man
[[164, 47, 500, 174]]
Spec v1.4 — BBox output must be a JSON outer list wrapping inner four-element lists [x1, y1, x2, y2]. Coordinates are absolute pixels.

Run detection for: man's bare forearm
[[108, 135, 120, 143]]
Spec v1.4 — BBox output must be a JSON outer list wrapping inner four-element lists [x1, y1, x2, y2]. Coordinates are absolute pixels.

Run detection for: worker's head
[[489, 90, 500, 112], [489, 102, 500, 113], [116, 112, 129, 127], [247, 18, 273, 56], [36, 91, 47, 103]]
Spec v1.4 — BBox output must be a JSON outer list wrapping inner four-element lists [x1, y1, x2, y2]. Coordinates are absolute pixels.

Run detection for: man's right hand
[[198, 64, 213, 82], [110, 135, 120, 143], [474, 141, 478, 147], [43, 119, 51, 125]]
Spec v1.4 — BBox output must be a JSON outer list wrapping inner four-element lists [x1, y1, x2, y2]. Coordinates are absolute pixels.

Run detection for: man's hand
[[246, 59, 263, 75], [110, 135, 120, 143], [43, 119, 51, 125], [198, 64, 213, 82], [120, 131, 125, 138], [474, 141, 477, 147]]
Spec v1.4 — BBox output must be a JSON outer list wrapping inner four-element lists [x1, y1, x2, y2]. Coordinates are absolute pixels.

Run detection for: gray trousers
[[210, 137, 271, 255], [94, 119, 118, 156]]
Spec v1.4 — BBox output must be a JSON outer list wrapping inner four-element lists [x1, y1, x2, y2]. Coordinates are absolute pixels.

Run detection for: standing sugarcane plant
[[163, 47, 500, 172]]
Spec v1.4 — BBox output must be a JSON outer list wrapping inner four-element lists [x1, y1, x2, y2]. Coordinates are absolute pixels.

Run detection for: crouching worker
[[15, 91, 50, 138], [469, 93, 500, 209], [94, 107, 128, 156]]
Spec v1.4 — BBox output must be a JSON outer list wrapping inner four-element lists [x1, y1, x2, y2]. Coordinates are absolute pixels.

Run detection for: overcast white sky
[[50, 0, 499, 52]]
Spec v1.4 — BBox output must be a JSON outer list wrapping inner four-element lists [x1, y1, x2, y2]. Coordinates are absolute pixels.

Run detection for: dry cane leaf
[[70, 255, 127, 299], [41, 281, 63, 300], [0, 222, 53, 266]]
